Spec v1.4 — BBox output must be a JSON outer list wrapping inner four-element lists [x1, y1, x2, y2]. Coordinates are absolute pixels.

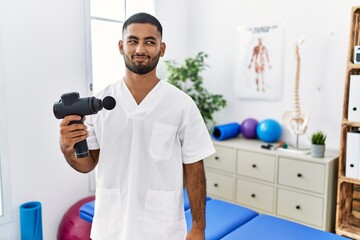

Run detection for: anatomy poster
[[235, 24, 285, 100]]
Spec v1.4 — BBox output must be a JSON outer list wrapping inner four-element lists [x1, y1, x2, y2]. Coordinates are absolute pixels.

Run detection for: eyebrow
[[126, 35, 157, 41]]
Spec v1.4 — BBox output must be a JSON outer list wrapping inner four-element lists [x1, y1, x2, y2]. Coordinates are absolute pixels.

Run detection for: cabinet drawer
[[206, 171, 234, 201], [277, 188, 323, 228], [236, 178, 274, 213], [205, 146, 236, 173], [278, 157, 325, 194], [237, 150, 275, 182]]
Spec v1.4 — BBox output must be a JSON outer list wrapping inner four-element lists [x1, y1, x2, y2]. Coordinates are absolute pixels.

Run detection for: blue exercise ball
[[256, 119, 282, 143]]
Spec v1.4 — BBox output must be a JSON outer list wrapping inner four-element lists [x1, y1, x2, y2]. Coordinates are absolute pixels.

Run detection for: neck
[[123, 69, 160, 105], [124, 69, 159, 87]]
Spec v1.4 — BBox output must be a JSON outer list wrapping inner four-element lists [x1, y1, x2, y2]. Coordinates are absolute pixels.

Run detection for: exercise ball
[[57, 195, 95, 240], [256, 119, 282, 143], [241, 118, 258, 139]]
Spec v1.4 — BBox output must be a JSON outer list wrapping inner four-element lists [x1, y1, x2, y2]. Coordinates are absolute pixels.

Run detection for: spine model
[[281, 37, 308, 136]]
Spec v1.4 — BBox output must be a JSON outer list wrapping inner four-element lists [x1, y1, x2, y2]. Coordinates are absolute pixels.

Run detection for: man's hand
[[60, 115, 88, 156], [59, 115, 98, 173], [186, 227, 205, 240]]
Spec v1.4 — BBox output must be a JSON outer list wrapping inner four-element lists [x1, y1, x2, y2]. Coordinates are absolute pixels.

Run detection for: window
[[0, 27, 11, 224], [85, 0, 155, 94], [84, 0, 154, 192]]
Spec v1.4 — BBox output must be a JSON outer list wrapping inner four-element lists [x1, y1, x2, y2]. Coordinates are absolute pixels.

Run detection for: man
[[59, 12, 215, 240], [248, 37, 271, 92]]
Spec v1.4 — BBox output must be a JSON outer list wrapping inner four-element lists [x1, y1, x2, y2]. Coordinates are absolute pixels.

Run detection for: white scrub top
[[86, 79, 215, 240]]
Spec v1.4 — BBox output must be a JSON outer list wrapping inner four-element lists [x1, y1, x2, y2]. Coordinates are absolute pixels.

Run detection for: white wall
[[158, 0, 360, 150], [0, 0, 92, 238], [0, 0, 359, 238], [154, 1, 190, 77]]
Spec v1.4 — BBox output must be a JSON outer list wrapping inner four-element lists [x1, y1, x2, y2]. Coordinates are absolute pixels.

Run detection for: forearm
[[184, 160, 206, 231], [62, 147, 99, 173]]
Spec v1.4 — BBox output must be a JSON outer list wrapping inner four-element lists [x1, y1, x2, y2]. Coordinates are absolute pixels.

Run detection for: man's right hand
[[59, 115, 88, 157], [58, 115, 99, 173]]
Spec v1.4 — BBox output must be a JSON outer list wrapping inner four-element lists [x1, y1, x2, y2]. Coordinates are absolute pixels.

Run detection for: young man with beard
[[58, 12, 215, 240]]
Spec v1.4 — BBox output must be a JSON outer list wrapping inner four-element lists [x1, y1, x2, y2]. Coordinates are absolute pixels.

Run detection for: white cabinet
[[237, 151, 276, 183], [277, 188, 324, 227], [206, 145, 236, 173], [236, 178, 274, 213], [204, 138, 338, 231], [206, 171, 234, 201], [278, 157, 325, 194]]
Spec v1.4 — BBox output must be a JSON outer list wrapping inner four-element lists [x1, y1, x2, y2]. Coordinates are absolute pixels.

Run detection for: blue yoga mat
[[20, 201, 43, 240]]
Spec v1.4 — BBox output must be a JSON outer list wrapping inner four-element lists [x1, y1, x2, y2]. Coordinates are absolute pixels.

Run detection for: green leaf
[[165, 52, 227, 127], [311, 131, 326, 145]]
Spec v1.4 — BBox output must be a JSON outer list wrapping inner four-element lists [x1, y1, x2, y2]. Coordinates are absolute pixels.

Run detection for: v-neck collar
[[120, 79, 164, 117]]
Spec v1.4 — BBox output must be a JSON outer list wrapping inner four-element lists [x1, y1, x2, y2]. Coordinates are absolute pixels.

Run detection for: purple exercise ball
[[241, 118, 258, 139]]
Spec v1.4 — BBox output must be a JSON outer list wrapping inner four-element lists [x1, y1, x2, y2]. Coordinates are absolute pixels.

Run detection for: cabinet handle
[[252, 164, 257, 168], [297, 173, 302, 178], [350, 164, 355, 168], [296, 205, 301, 210], [214, 156, 219, 160], [214, 183, 218, 187], [251, 193, 256, 198]]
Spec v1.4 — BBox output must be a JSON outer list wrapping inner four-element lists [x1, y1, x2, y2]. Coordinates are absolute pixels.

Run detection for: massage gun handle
[[69, 118, 89, 158]]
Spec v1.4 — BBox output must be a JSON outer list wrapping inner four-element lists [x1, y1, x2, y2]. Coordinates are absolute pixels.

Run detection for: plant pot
[[311, 144, 325, 158]]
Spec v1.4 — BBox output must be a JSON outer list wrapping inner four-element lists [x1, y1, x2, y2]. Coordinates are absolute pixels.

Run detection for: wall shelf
[[335, 6, 360, 240]]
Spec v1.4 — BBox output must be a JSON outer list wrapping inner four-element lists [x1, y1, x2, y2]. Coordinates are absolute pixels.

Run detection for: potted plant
[[310, 131, 326, 158], [165, 52, 227, 129]]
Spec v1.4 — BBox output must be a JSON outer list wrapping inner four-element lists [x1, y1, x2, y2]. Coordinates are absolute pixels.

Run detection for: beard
[[124, 53, 161, 75]]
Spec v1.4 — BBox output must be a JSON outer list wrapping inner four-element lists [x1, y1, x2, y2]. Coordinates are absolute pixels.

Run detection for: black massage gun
[[53, 92, 116, 158]]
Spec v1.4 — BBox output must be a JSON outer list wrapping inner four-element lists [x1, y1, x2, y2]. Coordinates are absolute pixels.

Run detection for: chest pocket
[[149, 123, 178, 160]]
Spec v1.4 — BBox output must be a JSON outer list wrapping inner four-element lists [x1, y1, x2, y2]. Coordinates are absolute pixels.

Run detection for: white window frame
[[84, 0, 125, 95], [83, 0, 155, 95], [83, 0, 154, 192], [0, 17, 12, 225]]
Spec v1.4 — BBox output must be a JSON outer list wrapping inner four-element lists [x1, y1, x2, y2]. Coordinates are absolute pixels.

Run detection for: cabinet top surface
[[212, 137, 339, 163]]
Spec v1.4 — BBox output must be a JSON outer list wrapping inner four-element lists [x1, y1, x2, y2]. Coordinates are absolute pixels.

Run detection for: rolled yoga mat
[[212, 122, 241, 140], [20, 201, 43, 240]]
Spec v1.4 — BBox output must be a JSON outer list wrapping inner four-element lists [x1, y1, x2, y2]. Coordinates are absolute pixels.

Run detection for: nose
[[135, 42, 145, 54]]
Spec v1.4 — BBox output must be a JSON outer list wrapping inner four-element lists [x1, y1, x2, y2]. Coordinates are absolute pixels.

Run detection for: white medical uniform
[[86, 79, 215, 240]]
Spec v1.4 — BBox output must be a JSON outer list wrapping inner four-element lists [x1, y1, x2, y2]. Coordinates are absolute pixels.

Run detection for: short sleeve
[[179, 101, 215, 164], [85, 115, 100, 150]]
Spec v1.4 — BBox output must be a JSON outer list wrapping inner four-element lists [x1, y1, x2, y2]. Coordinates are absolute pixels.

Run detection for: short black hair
[[122, 12, 163, 37]]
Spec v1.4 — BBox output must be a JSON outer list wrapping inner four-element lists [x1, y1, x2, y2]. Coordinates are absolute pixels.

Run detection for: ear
[[118, 40, 124, 55], [160, 42, 166, 57]]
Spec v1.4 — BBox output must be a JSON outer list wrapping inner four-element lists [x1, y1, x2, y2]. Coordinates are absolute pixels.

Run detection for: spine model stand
[[282, 37, 309, 149]]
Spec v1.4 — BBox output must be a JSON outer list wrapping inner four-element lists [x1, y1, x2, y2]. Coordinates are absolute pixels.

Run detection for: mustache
[[133, 53, 150, 58]]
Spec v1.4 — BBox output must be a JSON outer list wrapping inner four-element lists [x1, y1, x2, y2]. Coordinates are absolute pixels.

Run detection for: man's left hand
[[185, 227, 205, 240]]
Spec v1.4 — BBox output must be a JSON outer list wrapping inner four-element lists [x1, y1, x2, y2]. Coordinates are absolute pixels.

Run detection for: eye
[[146, 40, 156, 45], [128, 40, 137, 44]]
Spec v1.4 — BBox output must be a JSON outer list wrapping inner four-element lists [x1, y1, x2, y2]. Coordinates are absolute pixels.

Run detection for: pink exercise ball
[[241, 118, 258, 139], [57, 195, 95, 240]]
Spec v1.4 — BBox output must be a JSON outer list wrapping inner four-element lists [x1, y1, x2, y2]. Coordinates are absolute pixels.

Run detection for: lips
[[133, 55, 150, 61]]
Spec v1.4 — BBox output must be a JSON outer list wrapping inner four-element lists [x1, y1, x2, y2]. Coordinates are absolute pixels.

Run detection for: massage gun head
[[53, 92, 116, 119]]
